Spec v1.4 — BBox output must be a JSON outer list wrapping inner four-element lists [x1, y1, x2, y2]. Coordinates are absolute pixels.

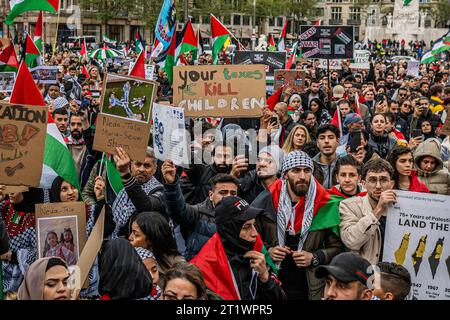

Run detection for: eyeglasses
[[399, 93, 407, 97], [366, 176, 391, 186]]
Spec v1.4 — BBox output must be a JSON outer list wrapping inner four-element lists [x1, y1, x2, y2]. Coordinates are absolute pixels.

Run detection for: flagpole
[[52, 9, 61, 58], [98, 152, 106, 177]]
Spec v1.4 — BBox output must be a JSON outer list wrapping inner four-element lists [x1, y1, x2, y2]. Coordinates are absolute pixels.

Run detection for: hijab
[[99, 238, 153, 300], [50, 176, 80, 202], [217, 219, 255, 257], [18, 257, 68, 300]]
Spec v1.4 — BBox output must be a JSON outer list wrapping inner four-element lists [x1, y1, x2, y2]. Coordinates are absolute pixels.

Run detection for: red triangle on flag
[[211, 14, 231, 38], [48, 0, 61, 11], [130, 51, 146, 79], [266, 86, 283, 111], [10, 62, 46, 106], [35, 11, 43, 37], [81, 65, 89, 78], [25, 34, 40, 56], [0, 43, 19, 69]]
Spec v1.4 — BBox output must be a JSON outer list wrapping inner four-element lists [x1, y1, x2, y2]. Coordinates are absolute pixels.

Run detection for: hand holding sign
[[161, 160, 177, 184]]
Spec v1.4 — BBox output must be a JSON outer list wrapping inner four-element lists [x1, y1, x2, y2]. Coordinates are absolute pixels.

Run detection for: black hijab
[[99, 238, 153, 300], [217, 219, 255, 257], [50, 177, 80, 202]]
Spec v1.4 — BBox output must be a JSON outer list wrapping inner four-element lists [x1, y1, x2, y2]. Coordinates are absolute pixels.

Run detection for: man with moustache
[[252, 151, 344, 300], [65, 111, 98, 190]]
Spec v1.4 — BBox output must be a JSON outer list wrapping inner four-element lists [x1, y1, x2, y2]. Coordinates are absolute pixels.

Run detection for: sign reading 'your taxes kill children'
[[173, 65, 266, 118]]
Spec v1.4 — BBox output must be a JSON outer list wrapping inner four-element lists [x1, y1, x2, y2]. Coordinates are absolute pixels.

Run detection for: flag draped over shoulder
[[269, 178, 341, 237], [0, 43, 19, 72], [211, 14, 231, 64], [191, 233, 276, 300], [6, 0, 59, 25]]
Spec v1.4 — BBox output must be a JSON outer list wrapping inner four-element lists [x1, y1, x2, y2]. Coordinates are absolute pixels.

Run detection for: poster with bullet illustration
[[384, 190, 450, 300]]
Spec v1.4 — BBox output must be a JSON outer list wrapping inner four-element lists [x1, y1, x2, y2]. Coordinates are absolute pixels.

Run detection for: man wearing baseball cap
[[315, 252, 374, 300], [191, 196, 285, 300], [252, 151, 344, 300]]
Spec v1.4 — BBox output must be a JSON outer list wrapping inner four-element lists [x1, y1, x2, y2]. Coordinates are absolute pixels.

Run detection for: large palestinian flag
[[191, 233, 277, 300], [6, 0, 60, 25]]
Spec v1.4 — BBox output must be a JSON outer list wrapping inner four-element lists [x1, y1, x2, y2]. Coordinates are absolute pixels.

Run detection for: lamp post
[[252, 0, 256, 50]]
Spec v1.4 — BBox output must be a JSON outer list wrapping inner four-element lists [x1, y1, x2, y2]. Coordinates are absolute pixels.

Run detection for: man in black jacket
[[273, 102, 297, 148], [180, 143, 233, 205], [301, 79, 326, 111], [111, 147, 165, 238]]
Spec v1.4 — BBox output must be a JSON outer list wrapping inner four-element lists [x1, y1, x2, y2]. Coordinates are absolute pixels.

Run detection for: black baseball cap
[[315, 252, 373, 286], [215, 196, 263, 225]]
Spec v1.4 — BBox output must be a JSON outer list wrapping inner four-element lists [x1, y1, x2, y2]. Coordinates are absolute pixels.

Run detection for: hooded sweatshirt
[[414, 139, 450, 195]]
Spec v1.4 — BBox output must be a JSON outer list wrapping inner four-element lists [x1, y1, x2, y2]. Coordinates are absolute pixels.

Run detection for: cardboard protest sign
[[74, 208, 105, 297], [440, 112, 450, 136], [384, 191, 450, 300], [35, 202, 87, 267], [93, 74, 157, 162], [152, 103, 189, 167], [274, 70, 306, 93], [3, 185, 29, 194], [129, 62, 156, 81], [0, 103, 47, 186], [30, 66, 58, 84], [173, 64, 266, 118], [0, 72, 16, 93], [350, 50, 371, 69], [317, 59, 342, 70], [407, 61, 420, 77], [300, 26, 354, 59]]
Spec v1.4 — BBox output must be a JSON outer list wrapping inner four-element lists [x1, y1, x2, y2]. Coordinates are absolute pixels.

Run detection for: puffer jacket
[[414, 139, 450, 195]]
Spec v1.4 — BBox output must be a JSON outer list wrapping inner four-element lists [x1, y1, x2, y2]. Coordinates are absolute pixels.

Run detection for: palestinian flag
[[268, 34, 276, 51], [444, 31, 450, 46], [328, 186, 367, 199], [197, 28, 204, 57], [266, 86, 283, 111], [211, 14, 231, 64], [6, 0, 59, 25], [277, 20, 288, 52], [431, 39, 450, 55], [129, 50, 146, 79], [81, 65, 89, 78], [191, 233, 277, 300], [135, 31, 144, 54], [34, 11, 43, 54], [80, 37, 87, 59], [24, 34, 41, 68], [0, 43, 19, 72], [403, 0, 412, 6], [177, 20, 198, 65], [421, 51, 437, 64], [269, 178, 342, 237], [103, 34, 117, 48], [285, 42, 298, 69], [163, 23, 177, 84], [96, 154, 124, 204], [10, 61, 44, 105]]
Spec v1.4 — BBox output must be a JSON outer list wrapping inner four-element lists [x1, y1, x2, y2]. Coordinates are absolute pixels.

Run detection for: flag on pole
[[443, 30, 450, 46], [266, 86, 283, 111], [163, 23, 177, 84], [80, 37, 87, 58], [197, 28, 204, 57], [268, 34, 276, 51], [211, 14, 231, 64], [431, 39, 450, 55], [10, 61, 45, 105], [81, 65, 89, 78], [6, 0, 59, 25], [154, 0, 176, 51], [421, 51, 437, 64], [151, 38, 164, 59], [0, 43, 19, 72], [103, 34, 117, 47], [129, 50, 146, 79], [135, 30, 144, 54], [177, 20, 198, 65], [34, 11, 43, 54], [277, 20, 288, 52], [24, 34, 41, 68]]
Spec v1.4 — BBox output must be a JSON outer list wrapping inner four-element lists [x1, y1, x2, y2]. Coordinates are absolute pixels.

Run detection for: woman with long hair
[[387, 146, 429, 192], [282, 125, 311, 154], [368, 113, 397, 159], [128, 211, 184, 277], [309, 98, 331, 127]]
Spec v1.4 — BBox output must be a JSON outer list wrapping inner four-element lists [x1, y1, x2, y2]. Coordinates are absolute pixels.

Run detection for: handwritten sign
[[274, 70, 306, 93], [152, 103, 189, 167], [0, 103, 47, 186], [93, 114, 150, 162], [93, 74, 157, 162], [350, 50, 371, 69], [173, 64, 266, 118], [318, 59, 342, 70], [407, 61, 420, 77], [384, 191, 450, 300], [35, 202, 87, 266]]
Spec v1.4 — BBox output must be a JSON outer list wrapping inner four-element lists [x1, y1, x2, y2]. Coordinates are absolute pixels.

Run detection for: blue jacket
[[163, 176, 216, 261]]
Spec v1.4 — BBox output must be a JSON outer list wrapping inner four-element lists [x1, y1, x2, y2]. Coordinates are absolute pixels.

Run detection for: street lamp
[[252, 0, 256, 50]]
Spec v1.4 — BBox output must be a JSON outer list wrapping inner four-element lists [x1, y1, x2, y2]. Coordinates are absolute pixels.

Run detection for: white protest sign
[[350, 50, 371, 69], [384, 191, 450, 300], [407, 61, 420, 77], [152, 103, 189, 168], [128, 63, 156, 81], [318, 59, 342, 70]]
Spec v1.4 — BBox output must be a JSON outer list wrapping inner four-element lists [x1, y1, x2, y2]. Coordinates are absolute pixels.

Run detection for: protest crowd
[[1, 0, 450, 303]]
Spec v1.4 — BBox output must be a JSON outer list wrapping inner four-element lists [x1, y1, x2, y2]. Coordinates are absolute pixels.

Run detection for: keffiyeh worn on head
[[277, 151, 316, 253], [135, 247, 156, 261]]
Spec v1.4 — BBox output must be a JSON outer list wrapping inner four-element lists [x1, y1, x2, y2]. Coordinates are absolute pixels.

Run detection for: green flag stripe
[[212, 35, 229, 64], [309, 195, 344, 237]]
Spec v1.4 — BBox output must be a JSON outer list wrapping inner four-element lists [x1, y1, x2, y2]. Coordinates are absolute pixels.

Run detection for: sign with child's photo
[[93, 74, 158, 162], [35, 202, 87, 266]]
